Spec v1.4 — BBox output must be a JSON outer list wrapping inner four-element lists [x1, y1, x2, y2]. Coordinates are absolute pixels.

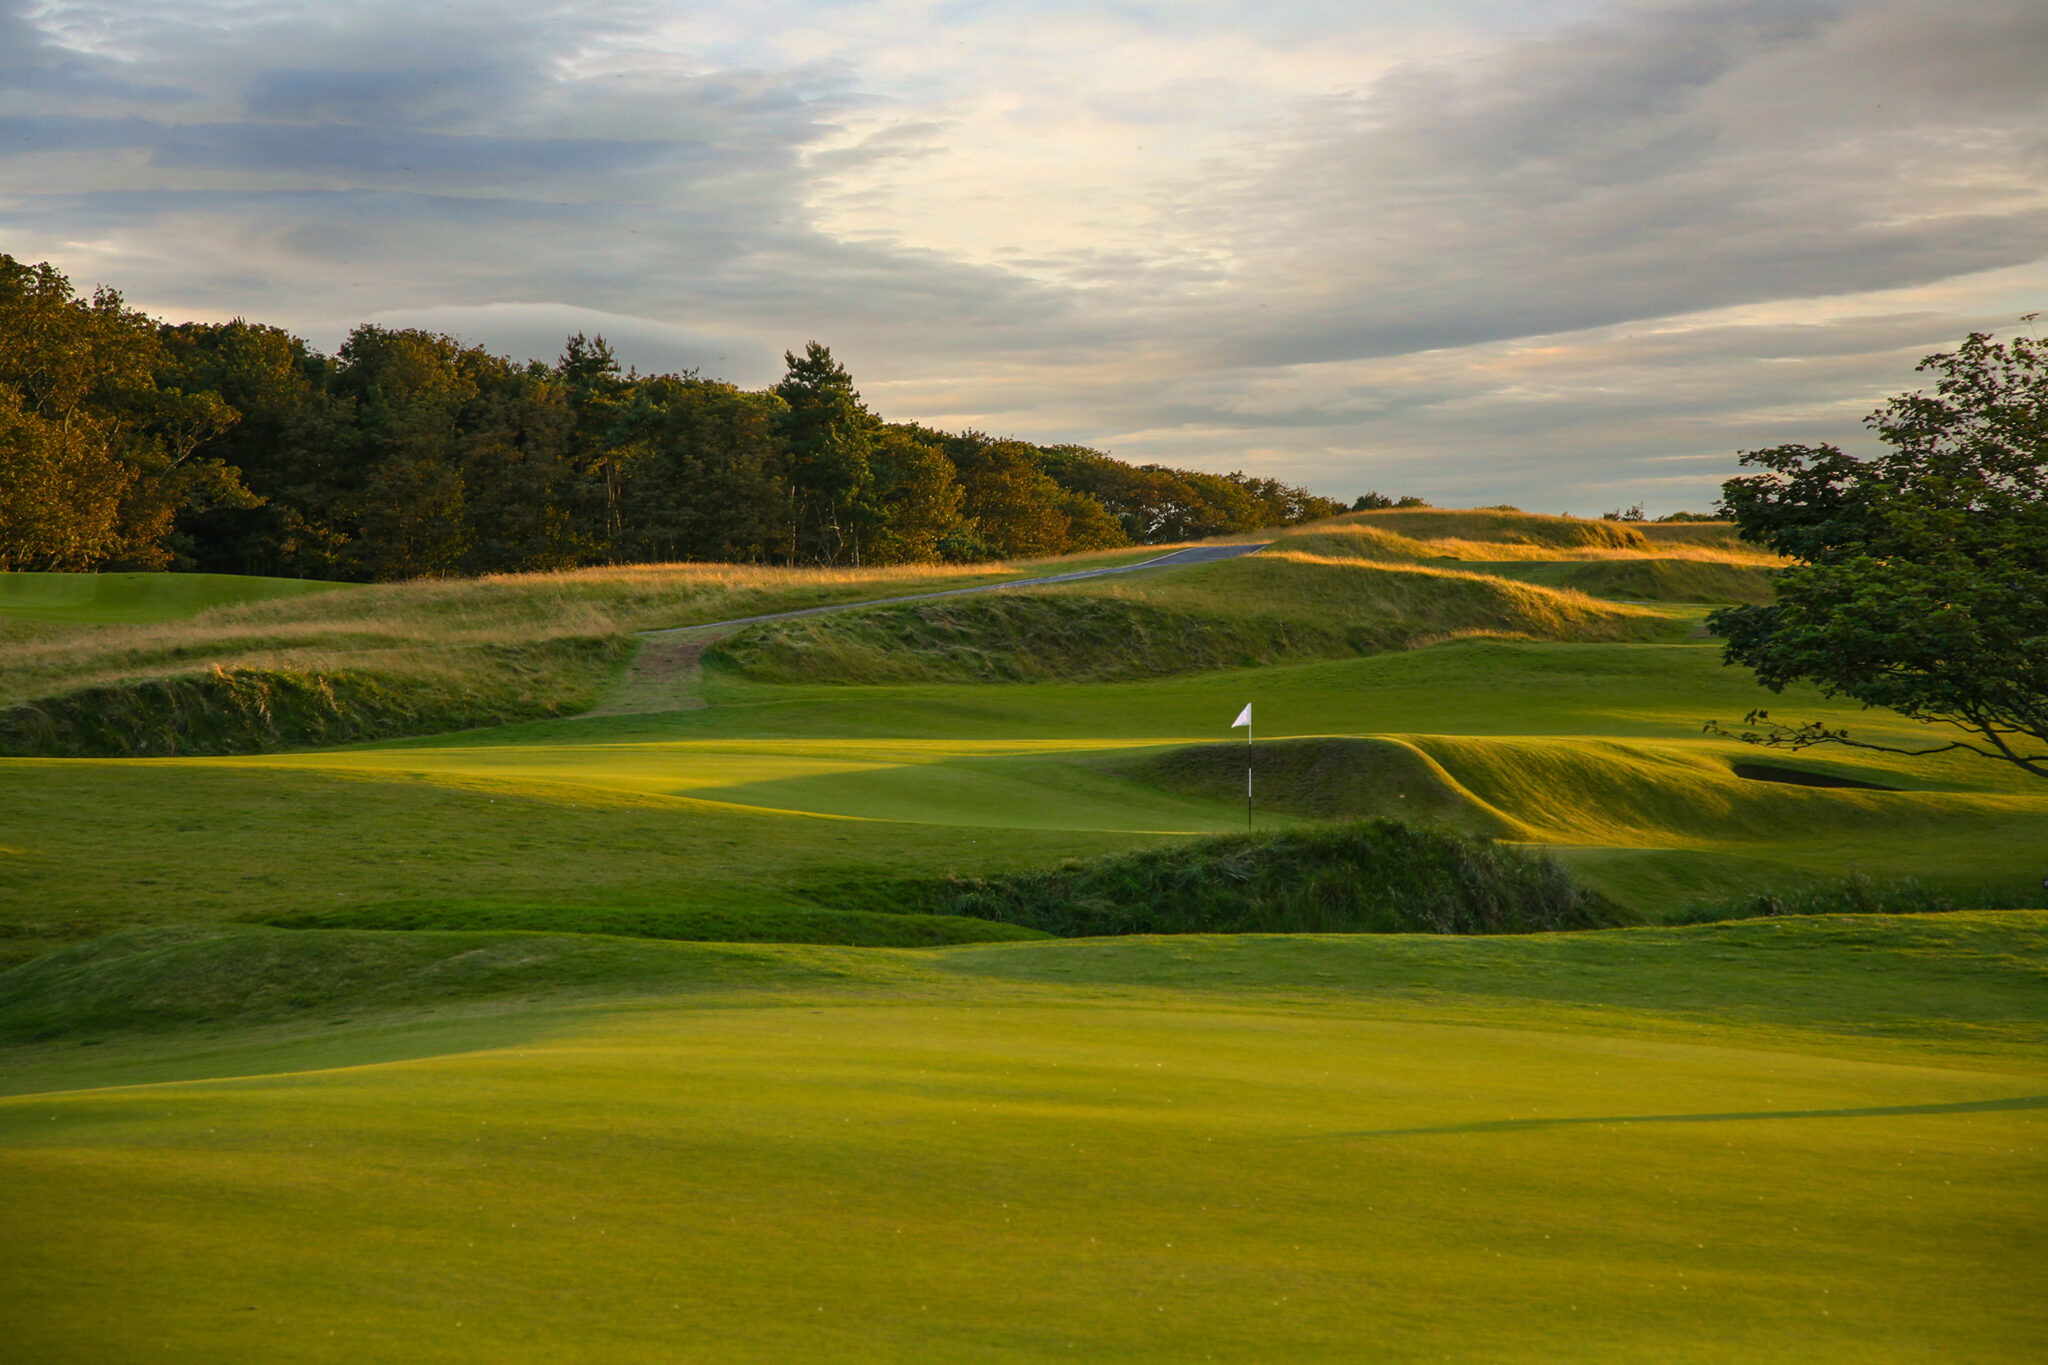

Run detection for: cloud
[[1, 0, 2043, 513]]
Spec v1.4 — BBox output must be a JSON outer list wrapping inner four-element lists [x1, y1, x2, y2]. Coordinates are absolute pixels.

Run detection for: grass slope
[[714, 554, 1674, 684], [902, 821, 1623, 936], [0, 646, 624, 757], [1, 915, 2043, 1362], [0, 549, 1163, 753]]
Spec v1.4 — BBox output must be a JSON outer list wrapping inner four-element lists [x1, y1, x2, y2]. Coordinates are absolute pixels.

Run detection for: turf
[[1, 915, 2043, 1361], [0, 570, 352, 625]]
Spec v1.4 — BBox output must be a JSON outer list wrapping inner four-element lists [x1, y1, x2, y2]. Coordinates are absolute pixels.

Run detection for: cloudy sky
[[4, 0, 2045, 511]]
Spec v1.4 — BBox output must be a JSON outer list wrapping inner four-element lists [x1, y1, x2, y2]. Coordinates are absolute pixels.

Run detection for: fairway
[[3, 918, 2044, 1362]]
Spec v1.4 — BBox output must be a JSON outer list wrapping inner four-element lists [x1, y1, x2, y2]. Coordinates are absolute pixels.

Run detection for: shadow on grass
[[1314, 1093, 2048, 1140]]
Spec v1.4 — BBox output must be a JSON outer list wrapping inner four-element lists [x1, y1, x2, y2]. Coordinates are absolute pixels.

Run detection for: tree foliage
[[1707, 326, 2048, 779], [0, 256, 1353, 579]]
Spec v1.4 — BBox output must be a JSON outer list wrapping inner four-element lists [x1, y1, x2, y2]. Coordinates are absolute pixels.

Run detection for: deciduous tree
[[1707, 326, 2048, 779]]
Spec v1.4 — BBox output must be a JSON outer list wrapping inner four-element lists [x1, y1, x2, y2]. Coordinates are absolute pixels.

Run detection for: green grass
[[713, 553, 1676, 685], [255, 901, 1046, 948], [3, 634, 2042, 969], [5, 514, 2044, 1359], [0, 570, 352, 625], [900, 821, 1623, 936], [1488, 557, 1778, 605], [1, 915, 2044, 1361], [0, 548, 1171, 745]]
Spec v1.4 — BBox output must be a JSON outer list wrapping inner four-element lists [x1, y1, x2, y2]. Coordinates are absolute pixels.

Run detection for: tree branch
[[1702, 711, 2048, 779]]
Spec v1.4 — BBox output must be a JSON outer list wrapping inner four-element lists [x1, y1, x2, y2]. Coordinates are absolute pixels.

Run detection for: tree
[[775, 342, 875, 565], [1706, 326, 2048, 779], [865, 427, 964, 564], [0, 256, 251, 570], [612, 376, 787, 564]]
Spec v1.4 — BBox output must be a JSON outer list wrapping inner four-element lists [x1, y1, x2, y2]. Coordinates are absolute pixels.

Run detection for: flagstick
[[1246, 717, 1253, 830]]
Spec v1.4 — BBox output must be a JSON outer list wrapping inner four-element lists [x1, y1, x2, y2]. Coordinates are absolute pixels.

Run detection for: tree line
[[0, 255, 1358, 579]]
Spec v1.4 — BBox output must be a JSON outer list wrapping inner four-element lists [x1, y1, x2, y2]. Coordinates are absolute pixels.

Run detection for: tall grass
[[901, 820, 1624, 936], [1674, 872, 2048, 925], [0, 558, 1059, 707], [1274, 522, 1782, 567]]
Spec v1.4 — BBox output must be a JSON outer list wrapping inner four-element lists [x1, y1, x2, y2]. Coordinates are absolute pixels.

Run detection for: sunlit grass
[[2, 916, 2044, 1362], [0, 547, 1165, 708]]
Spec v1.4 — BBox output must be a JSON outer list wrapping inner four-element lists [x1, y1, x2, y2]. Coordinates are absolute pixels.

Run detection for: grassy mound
[[713, 557, 1671, 684], [1325, 507, 1651, 549], [254, 901, 1046, 948], [1123, 738, 1522, 836], [0, 640, 625, 757], [708, 594, 1357, 684], [1551, 558, 1775, 604], [0, 924, 857, 1041], [908, 821, 1624, 936]]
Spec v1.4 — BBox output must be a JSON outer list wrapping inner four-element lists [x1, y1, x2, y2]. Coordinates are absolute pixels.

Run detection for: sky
[[3, 0, 2045, 512]]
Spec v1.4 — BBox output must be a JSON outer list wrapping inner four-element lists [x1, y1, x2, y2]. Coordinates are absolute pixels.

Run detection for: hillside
[[0, 549, 1156, 755], [708, 545, 1677, 685]]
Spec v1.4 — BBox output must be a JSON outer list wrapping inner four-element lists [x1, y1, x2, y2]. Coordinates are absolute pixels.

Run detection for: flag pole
[[1231, 703, 1254, 830]]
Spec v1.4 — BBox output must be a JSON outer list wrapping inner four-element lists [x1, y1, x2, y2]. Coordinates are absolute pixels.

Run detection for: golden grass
[[1097, 550, 1675, 633], [1272, 522, 1784, 567], [0, 555, 1148, 707]]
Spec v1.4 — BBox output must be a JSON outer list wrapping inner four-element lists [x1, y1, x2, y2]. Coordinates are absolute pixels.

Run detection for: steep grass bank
[[712, 556, 1672, 684], [0, 551, 1164, 753], [901, 821, 1624, 936], [1448, 557, 1776, 603], [1546, 557, 1775, 603], [708, 594, 1355, 684], [0, 639, 624, 756], [1122, 737, 1523, 835], [0, 553, 1151, 710], [1319, 507, 1654, 548]]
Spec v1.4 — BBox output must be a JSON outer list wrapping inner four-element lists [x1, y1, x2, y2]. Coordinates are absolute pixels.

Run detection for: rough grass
[[1544, 557, 1776, 604], [1673, 872, 2043, 925], [712, 555, 1674, 685], [1310, 506, 1655, 549], [0, 645, 624, 757], [904, 821, 1625, 936], [1274, 523, 1781, 570], [0, 552, 1158, 754], [707, 594, 1357, 684], [0, 553, 1158, 707]]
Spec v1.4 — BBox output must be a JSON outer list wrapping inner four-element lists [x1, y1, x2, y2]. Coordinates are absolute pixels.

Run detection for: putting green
[[3, 918, 2043, 1362]]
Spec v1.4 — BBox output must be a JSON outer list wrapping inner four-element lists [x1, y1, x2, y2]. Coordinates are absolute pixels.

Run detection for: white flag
[[1231, 704, 1252, 729]]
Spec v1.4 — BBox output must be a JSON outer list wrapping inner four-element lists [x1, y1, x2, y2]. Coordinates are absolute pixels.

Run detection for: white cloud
[[1, 0, 2043, 513]]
